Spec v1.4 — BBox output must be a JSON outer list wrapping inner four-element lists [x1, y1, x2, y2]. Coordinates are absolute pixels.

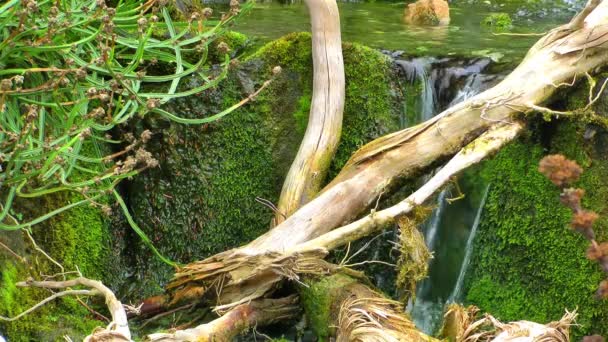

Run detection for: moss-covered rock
[[464, 120, 608, 338], [118, 32, 404, 299]]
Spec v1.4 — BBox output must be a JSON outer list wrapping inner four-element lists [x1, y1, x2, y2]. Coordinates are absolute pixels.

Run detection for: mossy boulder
[[118, 32, 405, 299], [464, 119, 608, 338]]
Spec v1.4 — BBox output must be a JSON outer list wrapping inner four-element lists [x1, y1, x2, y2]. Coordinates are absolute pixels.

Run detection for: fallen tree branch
[[440, 304, 577, 342], [300, 273, 439, 341]]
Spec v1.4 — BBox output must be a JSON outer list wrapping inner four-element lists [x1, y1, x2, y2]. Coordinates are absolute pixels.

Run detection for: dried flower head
[[571, 210, 599, 230], [76, 67, 87, 79], [146, 98, 160, 110], [13, 75, 24, 86], [539, 154, 583, 187], [0, 78, 13, 91], [217, 42, 230, 55], [137, 17, 148, 33], [101, 205, 112, 216], [79, 128, 92, 141], [140, 130, 152, 143], [202, 8, 213, 18]]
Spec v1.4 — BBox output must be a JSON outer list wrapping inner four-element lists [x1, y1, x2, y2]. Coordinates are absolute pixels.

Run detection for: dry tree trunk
[[274, 0, 345, 225]]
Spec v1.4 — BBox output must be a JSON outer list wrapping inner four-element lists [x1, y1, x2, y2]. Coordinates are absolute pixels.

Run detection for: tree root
[[144, 295, 300, 342]]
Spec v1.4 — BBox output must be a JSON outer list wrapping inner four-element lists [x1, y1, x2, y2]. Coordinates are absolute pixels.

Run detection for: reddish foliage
[[586, 242, 608, 261], [538, 154, 583, 187]]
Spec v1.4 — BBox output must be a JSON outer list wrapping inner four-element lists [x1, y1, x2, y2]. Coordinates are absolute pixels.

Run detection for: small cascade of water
[[409, 189, 449, 333], [395, 57, 437, 124], [448, 185, 490, 303], [448, 73, 493, 107]]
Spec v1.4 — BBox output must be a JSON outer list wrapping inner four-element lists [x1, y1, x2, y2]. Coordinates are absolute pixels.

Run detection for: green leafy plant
[[0, 0, 257, 266]]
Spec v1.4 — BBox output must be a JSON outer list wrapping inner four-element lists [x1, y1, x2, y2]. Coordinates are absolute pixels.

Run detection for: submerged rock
[[404, 0, 450, 26]]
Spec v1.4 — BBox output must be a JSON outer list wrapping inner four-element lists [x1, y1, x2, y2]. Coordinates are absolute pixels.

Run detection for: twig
[[24, 229, 65, 276], [0, 240, 26, 263], [140, 303, 198, 328], [0, 289, 95, 322], [15, 277, 131, 340]]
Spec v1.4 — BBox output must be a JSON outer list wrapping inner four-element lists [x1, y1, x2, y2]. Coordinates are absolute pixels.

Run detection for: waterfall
[[400, 56, 497, 335], [448, 185, 490, 303], [395, 57, 437, 124], [408, 189, 448, 334]]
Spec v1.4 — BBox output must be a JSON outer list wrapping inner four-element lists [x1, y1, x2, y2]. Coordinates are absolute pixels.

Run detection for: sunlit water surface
[[233, 1, 571, 61]]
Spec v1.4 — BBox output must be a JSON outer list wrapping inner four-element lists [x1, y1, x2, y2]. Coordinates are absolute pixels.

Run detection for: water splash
[[448, 184, 490, 303]]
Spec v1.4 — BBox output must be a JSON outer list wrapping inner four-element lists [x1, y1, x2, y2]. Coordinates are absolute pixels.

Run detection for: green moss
[[300, 274, 360, 340], [122, 32, 403, 299], [464, 121, 608, 339], [0, 144, 111, 340], [481, 13, 513, 31]]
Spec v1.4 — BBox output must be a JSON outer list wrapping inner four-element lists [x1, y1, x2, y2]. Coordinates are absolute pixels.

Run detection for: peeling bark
[[301, 273, 439, 342]]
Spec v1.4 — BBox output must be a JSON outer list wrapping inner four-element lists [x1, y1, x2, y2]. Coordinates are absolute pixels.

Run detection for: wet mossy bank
[[464, 87, 608, 338]]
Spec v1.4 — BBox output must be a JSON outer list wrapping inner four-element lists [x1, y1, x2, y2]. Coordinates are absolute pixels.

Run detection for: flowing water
[[448, 184, 490, 303]]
